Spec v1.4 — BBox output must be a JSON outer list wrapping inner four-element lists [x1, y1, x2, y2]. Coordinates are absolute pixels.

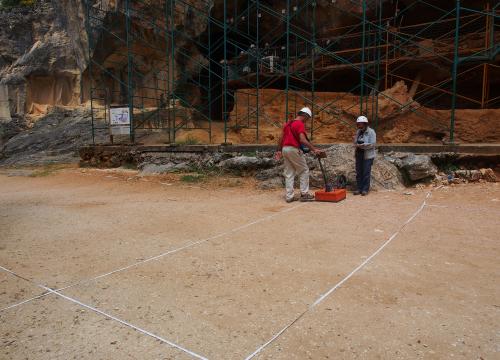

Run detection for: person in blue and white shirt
[[353, 115, 376, 196]]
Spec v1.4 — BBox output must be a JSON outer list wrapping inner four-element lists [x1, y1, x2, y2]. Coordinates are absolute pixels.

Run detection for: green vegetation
[[179, 164, 222, 183], [0, 0, 36, 10], [28, 163, 66, 177], [242, 151, 257, 157], [440, 163, 459, 175], [431, 155, 460, 175]]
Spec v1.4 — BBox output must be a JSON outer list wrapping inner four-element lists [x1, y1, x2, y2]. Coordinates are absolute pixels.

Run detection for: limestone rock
[[0, 107, 105, 166], [255, 166, 284, 181], [404, 155, 438, 181], [480, 168, 497, 182], [140, 162, 190, 175], [254, 145, 404, 191], [453, 168, 497, 183], [0, 1, 88, 119], [218, 156, 276, 171], [140, 163, 173, 175], [385, 152, 438, 181], [453, 169, 482, 182], [307, 144, 404, 190]]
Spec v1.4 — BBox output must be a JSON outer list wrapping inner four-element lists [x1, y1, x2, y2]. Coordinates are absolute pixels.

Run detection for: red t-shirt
[[282, 119, 306, 148]]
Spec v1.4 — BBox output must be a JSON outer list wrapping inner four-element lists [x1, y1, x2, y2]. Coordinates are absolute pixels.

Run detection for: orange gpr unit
[[314, 152, 347, 202], [315, 188, 347, 202]]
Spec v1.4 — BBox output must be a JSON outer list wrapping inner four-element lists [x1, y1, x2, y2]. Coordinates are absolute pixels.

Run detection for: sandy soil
[[0, 168, 498, 359], [157, 87, 500, 145]]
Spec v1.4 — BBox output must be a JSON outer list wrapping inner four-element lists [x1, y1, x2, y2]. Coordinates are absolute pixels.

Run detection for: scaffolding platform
[[84, 0, 500, 145]]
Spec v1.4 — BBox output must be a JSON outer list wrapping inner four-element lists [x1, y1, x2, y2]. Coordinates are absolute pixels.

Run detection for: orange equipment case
[[315, 188, 347, 202]]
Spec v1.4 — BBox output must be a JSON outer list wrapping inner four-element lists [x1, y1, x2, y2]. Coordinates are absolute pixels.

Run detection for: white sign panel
[[110, 107, 130, 135]]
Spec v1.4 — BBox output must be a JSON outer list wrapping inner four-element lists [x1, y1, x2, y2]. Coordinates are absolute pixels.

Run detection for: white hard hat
[[356, 115, 369, 123], [299, 107, 312, 118]]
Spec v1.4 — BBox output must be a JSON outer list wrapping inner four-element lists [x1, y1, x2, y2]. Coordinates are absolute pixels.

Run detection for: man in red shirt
[[276, 107, 323, 202]]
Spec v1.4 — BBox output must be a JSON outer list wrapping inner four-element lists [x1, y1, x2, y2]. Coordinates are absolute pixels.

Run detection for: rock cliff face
[[0, 0, 363, 124], [0, 107, 101, 166], [0, 0, 497, 157], [0, 0, 211, 125], [0, 0, 88, 123]]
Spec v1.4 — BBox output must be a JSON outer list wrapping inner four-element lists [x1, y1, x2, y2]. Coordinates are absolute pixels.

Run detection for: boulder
[[453, 169, 482, 182], [307, 144, 404, 190], [140, 163, 173, 175], [385, 152, 438, 181], [453, 168, 497, 183], [139, 162, 191, 175], [218, 156, 276, 171], [254, 145, 403, 190], [404, 155, 438, 181], [480, 168, 497, 182], [255, 166, 284, 180]]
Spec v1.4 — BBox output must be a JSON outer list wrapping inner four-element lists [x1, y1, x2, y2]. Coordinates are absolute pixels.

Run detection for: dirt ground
[[0, 168, 499, 359]]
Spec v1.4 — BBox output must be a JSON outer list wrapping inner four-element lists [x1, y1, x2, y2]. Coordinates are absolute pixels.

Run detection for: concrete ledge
[[377, 143, 500, 155], [82, 143, 500, 155], [79, 143, 500, 169]]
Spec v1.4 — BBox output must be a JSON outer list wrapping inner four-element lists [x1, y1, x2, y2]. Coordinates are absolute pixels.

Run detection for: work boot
[[361, 191, 368, 196], [353, 190, 361, 195], [299, 193, 315, 202]]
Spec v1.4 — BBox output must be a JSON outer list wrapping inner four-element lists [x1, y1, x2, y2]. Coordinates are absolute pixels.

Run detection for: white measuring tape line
[[59, 202, 307, 287], [0, 265, 208, 360], [42, 287, 209, 360], [244, 192, 432, 360], [0, 292, 49, 312], [1, 203, 306, 312], [0, 265, 36, 283]]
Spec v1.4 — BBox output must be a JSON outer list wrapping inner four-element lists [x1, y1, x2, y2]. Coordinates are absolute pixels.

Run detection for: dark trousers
[[355, 150, 374, 192]]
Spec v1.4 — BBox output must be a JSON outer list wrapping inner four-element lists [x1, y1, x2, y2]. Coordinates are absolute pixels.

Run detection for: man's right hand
[[313, 149, 325, 157]]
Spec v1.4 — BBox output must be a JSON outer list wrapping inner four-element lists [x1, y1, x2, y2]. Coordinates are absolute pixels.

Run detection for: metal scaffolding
[[85, 0, 499, 145]]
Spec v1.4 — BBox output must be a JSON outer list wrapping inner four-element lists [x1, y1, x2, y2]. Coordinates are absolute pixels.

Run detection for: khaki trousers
[[282, 146, 309, 200]]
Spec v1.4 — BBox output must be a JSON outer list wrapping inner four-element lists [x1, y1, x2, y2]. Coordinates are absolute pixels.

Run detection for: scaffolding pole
[[450, 0, 461, 144]]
